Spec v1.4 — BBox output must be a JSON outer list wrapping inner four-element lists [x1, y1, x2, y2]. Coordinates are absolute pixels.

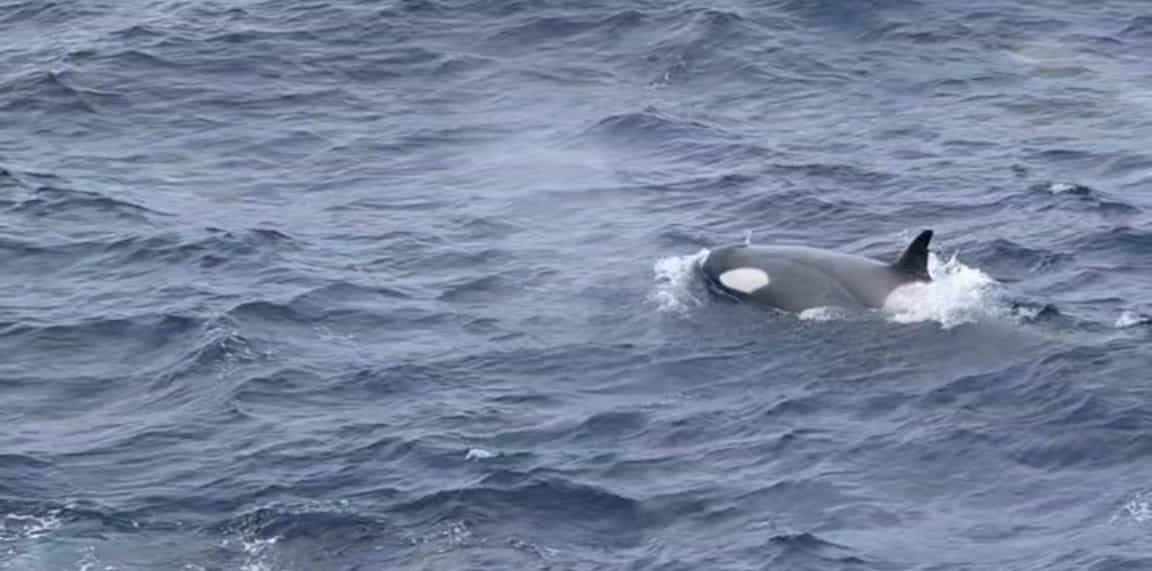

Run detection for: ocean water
[[2, 0, 1152, 569]]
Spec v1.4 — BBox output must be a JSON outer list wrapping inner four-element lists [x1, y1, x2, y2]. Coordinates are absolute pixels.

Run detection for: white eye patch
[[718, 268, 771, 293]]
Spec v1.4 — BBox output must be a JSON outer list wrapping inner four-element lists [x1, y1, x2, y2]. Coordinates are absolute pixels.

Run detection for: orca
[[699, 230, 934, 312]]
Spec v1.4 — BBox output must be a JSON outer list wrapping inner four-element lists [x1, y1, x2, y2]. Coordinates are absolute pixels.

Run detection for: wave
[[0, 69, 120, 114], [1120, 16, 1152, 38], [8, 185, 166, 225], [0, 0, 96, 26], [393, 472, 646, 551], [976, 237, 1075, 276], [436, 274, 512, 303], [774, 0, 923, 29], [213, 500, 556, 569], [223, 286, 433, 334], [482, 10, 648, 52], [1065, 225, 1152, 253], [202, 473, 645, 567], [4, 313, 208, 391], [103, 226, 297, 270], [0, 224, 296, 284], [584, 108, 728, 147], [641, 8, 759, 86], [765, 162, 898, 185], [765, 531, 870, 568], [1010, 431, 1152, 471]]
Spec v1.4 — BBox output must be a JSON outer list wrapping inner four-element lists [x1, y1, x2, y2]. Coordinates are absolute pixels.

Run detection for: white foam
[[882, 252, 1006, 329], [465, 448, 495, 460], [408, 520, 477, 553], [1112, 490, 1152, 524], [718, 268, 770, 293], [76, 546, 107, 571], [650, 249, 709, 313], [1127, 496, 1152, 522], [1, 510, 62, 540], [1116, 311, 1149, 329], [798, 306, 851, 321], [0, 511, 65, 571], [239, 536, 281, 571]]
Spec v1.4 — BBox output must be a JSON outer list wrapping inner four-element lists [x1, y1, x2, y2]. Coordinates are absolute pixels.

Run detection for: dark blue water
[[3, 0, 1152, 569]]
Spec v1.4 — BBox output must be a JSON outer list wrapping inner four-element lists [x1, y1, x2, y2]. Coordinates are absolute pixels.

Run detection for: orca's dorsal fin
[[893, 229, 933, 281]]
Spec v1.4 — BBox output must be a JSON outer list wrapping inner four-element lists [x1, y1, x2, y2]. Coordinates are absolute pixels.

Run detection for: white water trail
[[882, 252, 1007, 329], [650, 249, 709, 313]]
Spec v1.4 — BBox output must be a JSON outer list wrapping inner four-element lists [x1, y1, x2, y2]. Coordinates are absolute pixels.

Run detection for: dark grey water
[[3, 0, 1152, 569]]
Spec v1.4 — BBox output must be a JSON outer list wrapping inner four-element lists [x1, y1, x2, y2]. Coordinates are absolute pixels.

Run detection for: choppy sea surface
[[3, 1, 1152, 569]]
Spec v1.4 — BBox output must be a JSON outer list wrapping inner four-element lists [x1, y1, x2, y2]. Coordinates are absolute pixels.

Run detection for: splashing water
[[882, 252, 1006, 329], [1126, 495, 1152, 523], [1, 511, 62, 541], [1115, 311, 1150, 329], [1111, 490, 1152, 524], [798, 307, 853, 322], [233, 536, 283, 571], [465, 448, 496, 460], [650, 249, 709, 313], [408, 520, 479, 554], [75, 546, 109, 571], [1, 511, 66, 571]]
